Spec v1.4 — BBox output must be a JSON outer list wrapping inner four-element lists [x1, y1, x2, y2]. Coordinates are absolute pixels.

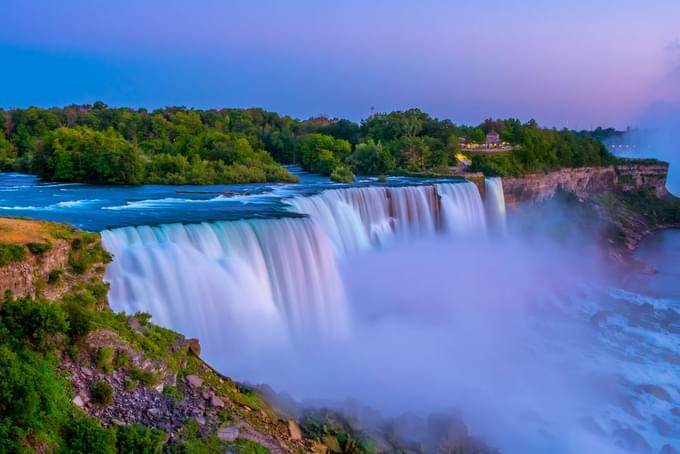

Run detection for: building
[[485, 131, 500, 145]]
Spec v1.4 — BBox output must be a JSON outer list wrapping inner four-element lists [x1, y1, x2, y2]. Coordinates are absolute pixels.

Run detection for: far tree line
[[0, 103, 617, 184]]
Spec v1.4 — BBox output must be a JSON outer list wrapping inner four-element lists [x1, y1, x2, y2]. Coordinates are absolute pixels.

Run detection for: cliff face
[[502, 163, 669, 208], [0, 240, 70, 298]]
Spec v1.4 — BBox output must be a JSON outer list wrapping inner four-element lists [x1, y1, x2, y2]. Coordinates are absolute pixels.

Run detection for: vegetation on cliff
[[1, 104, 617, 184]]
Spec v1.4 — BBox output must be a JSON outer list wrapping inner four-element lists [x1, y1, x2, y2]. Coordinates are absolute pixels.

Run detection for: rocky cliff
[[497, 162, 680, 265], [501, 162, 669, 208]]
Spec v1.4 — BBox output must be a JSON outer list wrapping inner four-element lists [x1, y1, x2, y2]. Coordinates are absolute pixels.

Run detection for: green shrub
[[0, 345, 71, 449], [0, 243, 26, 266], [124, 377, 137, 392], [27, 241, 52, 255], [0, 297, 69, 351], [61, 414, 116, 454], [62, 300, 93, 341], [115, 424, 165, 454], [330, 165, 355, 183], [96, 347, 114, 373], [163, 385, 182, 405], [114, 349, 129, 368], [129, 367, 160, 387], [91, 380, 114, 406], [49, 268, 64, 284]]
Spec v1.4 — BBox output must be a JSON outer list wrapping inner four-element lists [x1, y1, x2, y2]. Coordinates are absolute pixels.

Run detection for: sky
[[1, 0, 679, 128]]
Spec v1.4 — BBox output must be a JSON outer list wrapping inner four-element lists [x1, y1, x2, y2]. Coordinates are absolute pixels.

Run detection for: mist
[[103, 190, 678, 453], [207, 200, 655, 453], [613, 101, 680, 195]]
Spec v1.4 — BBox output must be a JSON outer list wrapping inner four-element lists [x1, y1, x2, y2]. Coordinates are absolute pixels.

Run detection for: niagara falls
[[1, 1, 680, 453]]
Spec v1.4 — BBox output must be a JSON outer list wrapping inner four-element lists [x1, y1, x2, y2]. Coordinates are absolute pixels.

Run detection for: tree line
[[0, 103, 616, 184]]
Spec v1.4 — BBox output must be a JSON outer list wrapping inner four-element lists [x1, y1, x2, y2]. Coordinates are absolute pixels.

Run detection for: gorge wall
[[501, 163, 669, 207]]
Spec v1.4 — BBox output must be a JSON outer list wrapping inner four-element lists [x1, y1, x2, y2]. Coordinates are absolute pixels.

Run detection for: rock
[[218, 424, 240, 442], [202, 390, 213, 400], [210, 396, 225, 408], [193, 415, 206, 425], [185, 338, 201, 357], [73, 395, 85, 408], [154, 383, 164, 393], [287, 420, 302, 440], [185, 374, 203, 388], [147, 408, 162, 418]]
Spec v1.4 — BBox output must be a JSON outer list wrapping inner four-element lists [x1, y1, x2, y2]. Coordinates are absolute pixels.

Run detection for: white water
[[102, 218, 348, 357], [102, 181, 490, 349], [437, 182, 487, 234], [288, 182, 486, 255], [485, 177, 507, 229]]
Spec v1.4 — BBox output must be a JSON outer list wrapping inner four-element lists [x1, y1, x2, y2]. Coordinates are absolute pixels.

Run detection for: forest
[[0, 103, 615, 184]]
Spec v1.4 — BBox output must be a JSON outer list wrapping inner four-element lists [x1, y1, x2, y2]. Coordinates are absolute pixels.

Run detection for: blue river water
[[0, 166, 456, 231]]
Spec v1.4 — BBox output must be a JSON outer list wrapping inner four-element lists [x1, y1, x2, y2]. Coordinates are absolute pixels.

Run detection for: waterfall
[[101, 180, 502, 358], [101, 218, 348, 353], [288, 185, 440, 255], [484, 177, 507, 229], [436, 182, 487, 234]]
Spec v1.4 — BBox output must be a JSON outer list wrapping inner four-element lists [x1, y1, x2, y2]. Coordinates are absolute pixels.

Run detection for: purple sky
[[1, 0, 679, 128]]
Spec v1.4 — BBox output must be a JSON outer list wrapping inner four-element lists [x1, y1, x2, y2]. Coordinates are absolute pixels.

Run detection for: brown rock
[[185, 374, 203, 388], [288, 420, 302, 440], [186, 338, 201, 357]]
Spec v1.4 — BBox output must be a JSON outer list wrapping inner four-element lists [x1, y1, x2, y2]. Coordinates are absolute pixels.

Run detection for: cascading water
[[484, 177, 507, 229], [102, 218, 348, 357], [288, 185, 441, 254], [437, 182, 487, 234], [288, 182, 488, 255]]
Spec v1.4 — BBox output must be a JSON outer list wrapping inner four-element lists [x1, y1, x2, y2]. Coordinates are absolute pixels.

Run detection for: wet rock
[[185, 374, 203, 388], [287, 420, 302, 440]]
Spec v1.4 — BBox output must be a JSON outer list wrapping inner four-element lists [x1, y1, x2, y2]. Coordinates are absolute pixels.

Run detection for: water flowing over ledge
[[102, 179, 503, 343]]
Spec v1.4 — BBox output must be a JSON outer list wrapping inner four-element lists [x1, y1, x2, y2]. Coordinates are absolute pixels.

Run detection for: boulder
[[210, 396, 226, 408], [287, 420, 302, 440], [73, 395, 85, 408], [186, 338, 201, 357], [185, 374, 204, 388]]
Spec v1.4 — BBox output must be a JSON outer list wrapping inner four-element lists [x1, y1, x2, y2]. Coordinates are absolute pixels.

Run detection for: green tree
[[349, 140, 394, 175]]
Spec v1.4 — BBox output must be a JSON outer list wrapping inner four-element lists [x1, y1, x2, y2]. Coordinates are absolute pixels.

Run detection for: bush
[[61, 414, 116, 454], [330, 165, 355, 183], [129, 367, 160, 387], [62, 300, 94, 340], [27, 241, 53, 255], [91, 380, 114, 406], [0, 345, 71, 448], [115, 424, 165, 454], [114, 349, 129, 368], [49, 268, 64, 284], [0, 297, 69, 352], [96, 347, 114, 373], [0, 243, 26, 266]]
